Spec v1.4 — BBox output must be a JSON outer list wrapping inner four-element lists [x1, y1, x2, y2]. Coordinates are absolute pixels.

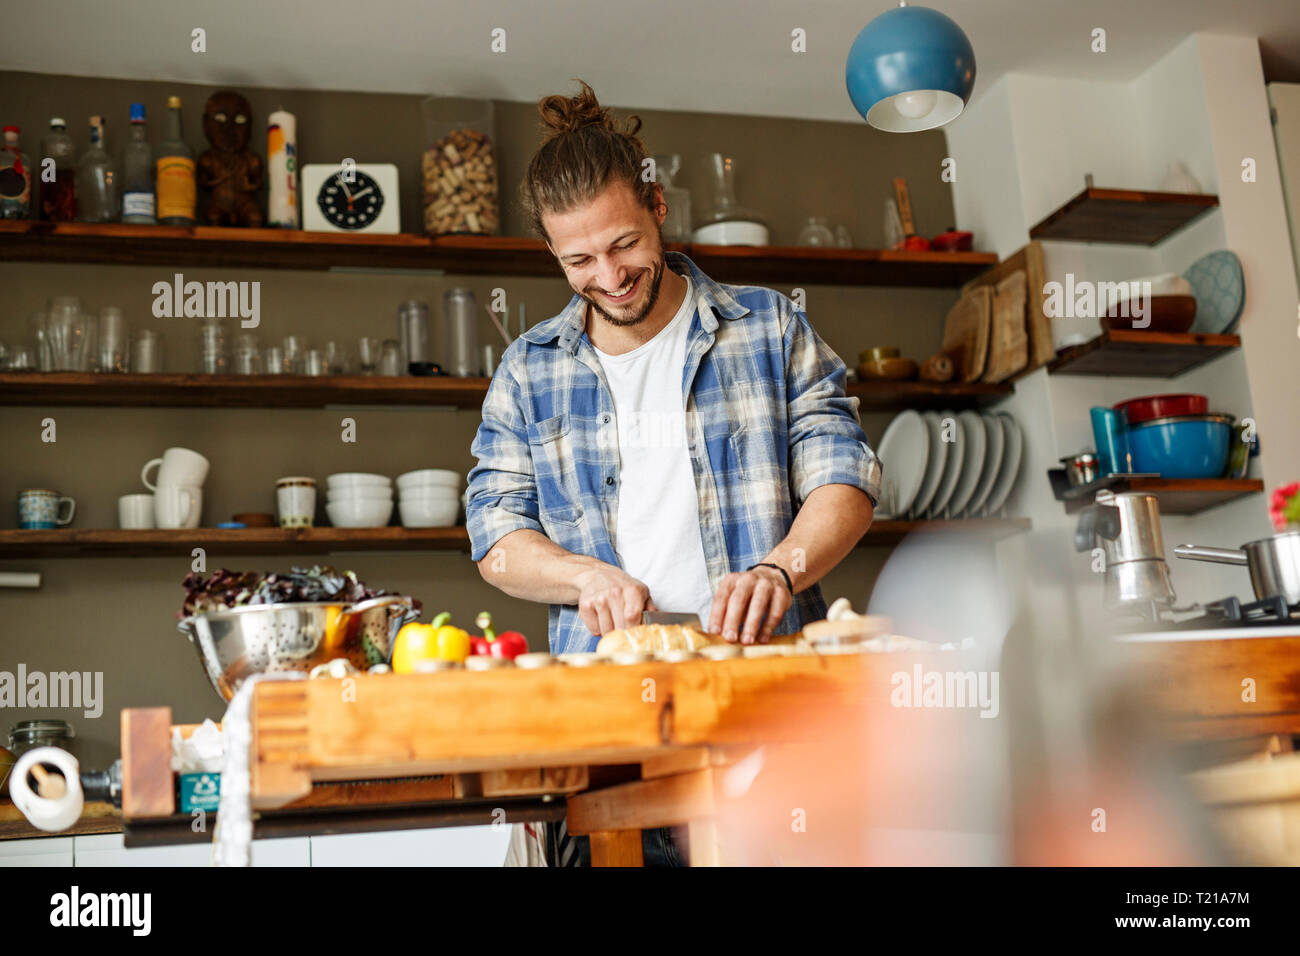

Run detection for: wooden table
[[118, 652, 892, 865]]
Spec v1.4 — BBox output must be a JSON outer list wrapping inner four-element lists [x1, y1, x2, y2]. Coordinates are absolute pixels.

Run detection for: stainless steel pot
[[177, 596, 417, 702], [1175, 531, 1300, 605]]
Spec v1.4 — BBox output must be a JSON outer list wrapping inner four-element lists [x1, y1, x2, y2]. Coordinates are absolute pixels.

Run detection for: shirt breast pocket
[[526, 414, 585, 527], [727, 424, 784, 487]]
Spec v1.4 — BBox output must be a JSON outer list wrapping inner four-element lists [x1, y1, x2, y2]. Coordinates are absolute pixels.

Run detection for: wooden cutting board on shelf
[[961, 241, 1053, 373], [941, 285, 992, 382], [983, 269, 1029, 382]]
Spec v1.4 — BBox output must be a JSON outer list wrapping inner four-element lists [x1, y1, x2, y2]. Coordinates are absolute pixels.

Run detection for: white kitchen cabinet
[[0, 835, 74, 867], [309, 825, 510, 866], [73, 833, 309, 867]]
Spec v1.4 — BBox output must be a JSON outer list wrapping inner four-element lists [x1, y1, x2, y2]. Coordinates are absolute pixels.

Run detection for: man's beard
[[583, 254, 666, 328]]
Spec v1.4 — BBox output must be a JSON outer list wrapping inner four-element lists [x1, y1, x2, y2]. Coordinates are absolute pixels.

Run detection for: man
[[467, 82, 880, 864]]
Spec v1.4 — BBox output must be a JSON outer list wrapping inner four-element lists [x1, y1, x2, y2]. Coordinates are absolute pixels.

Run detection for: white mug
[[154, 485, 202, 529], [277, 480, 316, 528], [118, 493, 156, 529], [142, 447, 210, 492]]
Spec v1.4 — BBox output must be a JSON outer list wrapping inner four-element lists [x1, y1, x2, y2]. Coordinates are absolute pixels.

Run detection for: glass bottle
[[39, 118, 77, 221], [156, 96, 195, 225], [693, 153, 766, 244], [0, 126, 33, 219], [75, 116, 118, 222], [653, 153, 693, 243], [120, 103, 156, 224]]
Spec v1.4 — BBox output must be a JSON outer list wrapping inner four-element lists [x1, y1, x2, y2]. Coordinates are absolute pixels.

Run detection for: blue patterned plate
[[1182, 250, 1244, 334]]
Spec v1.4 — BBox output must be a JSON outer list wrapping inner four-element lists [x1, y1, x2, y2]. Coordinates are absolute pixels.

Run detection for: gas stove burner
[[1158, 594, 1298, 630]]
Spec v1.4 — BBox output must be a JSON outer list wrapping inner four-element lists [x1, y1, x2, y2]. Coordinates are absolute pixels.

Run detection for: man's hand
[[708, 566, 792, 644], [574, 564, 657, 636]]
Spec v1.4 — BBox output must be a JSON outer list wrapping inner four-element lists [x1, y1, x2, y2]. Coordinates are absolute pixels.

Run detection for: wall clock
[[301, 163, 400, 233]]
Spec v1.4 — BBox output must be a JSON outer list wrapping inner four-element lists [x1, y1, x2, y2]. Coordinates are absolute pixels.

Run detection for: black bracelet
[[747, 562, 794, 595]]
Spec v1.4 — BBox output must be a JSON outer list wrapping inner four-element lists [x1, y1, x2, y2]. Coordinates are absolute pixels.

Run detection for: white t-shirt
[[592, 275, 714, 620]]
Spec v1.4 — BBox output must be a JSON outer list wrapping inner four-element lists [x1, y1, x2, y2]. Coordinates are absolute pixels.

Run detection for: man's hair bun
[[537, 79, 643, 143]]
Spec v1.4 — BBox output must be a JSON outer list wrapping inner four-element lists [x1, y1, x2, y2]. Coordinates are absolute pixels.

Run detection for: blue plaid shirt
[[466, 252, 882, 653]]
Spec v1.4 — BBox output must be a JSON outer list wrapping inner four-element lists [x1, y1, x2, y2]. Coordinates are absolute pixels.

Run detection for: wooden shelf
[[846, 378, 1011, 410], [685, 243, 997, 287], [0, 372, 1010, 413], [0, 221, 995, 287], [0, 519, 1030, 559], [1059, 477, 1262, 516], [0, 371, 492, 409], [1029, 187, 1219, 245], [1048, 330, 1240, 378]]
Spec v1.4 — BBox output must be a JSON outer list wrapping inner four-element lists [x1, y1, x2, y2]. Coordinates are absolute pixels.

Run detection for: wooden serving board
[[982, 269, 1029, 382], [941, 285, 992, 382], [961, 241, 1053, 374]]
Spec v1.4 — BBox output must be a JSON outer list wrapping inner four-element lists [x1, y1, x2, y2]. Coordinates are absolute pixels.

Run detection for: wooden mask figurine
[[197, 91, 265, 227]]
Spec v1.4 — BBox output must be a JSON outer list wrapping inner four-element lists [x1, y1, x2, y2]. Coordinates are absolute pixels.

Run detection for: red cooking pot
[[1114, 393, 1208, 425]]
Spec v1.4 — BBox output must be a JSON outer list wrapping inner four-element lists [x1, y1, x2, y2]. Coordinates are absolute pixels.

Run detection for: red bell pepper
[[472, 611, 527, 659]]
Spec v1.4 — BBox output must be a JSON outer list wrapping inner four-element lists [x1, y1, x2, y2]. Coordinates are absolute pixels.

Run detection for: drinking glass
[[357, 337, 379, 375], [262, 345, 285, 375], [324, 340, 349, 375], [130, 329, 164, 373], [29, 312, 52, 371], [197, 317, 228, 374], [6, 344, 36, 371], [96, 306, 128, 372], [46, 296, 94, 371], [282, 335, 306, 374], [378, 339, 403, 376], [303, 349, 326, 376]]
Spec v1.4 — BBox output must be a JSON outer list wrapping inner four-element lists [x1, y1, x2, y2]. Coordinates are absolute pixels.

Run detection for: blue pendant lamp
[[845, 2, 977, 132]]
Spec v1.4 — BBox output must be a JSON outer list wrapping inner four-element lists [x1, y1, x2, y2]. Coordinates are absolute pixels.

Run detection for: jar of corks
[[421, 96, 499, 236]]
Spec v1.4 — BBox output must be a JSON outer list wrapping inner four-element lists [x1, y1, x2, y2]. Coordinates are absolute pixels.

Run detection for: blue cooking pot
[[1126, 413, 1233, 479]]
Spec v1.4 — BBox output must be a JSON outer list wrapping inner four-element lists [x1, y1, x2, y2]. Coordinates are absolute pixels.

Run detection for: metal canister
[[443, 288, 480, 377], [398, 300, 432, 370], [8, 719, 75, 757]]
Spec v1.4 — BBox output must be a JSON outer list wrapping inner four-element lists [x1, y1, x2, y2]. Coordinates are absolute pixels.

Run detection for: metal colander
[[177, 596, 418, 701]]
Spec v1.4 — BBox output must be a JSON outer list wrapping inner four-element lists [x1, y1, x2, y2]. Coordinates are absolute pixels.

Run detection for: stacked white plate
[[325, 473, 394, 528], [396, 469, 461, 527], [873, 410, 1023, 519]]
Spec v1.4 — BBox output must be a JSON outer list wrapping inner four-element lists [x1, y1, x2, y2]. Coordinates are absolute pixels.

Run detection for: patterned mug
[[18, 489, 76, 529]]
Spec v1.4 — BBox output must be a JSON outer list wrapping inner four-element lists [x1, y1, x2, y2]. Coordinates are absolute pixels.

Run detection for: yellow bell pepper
[[391, 622, 438, 674], [433, 624, 471, 662]]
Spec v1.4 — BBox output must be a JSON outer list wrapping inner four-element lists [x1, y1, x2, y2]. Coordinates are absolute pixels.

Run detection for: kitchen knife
[[641, 611, 702, 627]]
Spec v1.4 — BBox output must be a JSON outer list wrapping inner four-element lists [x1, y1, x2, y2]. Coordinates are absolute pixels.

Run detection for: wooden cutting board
[[941, 285, 992, 383], [983, 269, 1029, 382]]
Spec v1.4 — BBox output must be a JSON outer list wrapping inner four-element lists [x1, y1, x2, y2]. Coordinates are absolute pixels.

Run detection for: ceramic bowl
[[857, 358, 919, 381], [399, 498, 459, 528], [326, 499, 394, 528]]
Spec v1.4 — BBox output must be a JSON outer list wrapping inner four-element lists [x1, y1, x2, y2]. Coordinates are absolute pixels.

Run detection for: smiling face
[[544, 180, 669, 328]]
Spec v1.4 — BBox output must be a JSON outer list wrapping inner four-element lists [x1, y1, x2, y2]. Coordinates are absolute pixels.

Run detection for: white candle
[[267, 110, 298, 228]]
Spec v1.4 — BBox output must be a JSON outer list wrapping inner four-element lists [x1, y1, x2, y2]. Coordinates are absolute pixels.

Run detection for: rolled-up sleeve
[[783, 303, 883, 507], [465, 355, 544, 560]]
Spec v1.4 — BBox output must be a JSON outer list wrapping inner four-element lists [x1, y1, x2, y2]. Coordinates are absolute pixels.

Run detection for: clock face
[[316, 169, 385, 230]]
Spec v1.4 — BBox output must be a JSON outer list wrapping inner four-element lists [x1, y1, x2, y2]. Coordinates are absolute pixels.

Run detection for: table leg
[[688, 819, 723, 866], [589, 829, 644, 867]]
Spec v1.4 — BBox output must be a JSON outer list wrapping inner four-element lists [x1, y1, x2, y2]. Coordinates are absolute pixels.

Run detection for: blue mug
[[18, 489, 76, 529], [1089, 407, 1132, 476]]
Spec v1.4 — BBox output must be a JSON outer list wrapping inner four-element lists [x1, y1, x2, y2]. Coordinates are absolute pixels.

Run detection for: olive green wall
[[0, 71, 959, 768]]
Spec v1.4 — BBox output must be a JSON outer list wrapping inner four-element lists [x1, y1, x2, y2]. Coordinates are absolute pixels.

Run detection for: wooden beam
[[566, 769, 718, 835]]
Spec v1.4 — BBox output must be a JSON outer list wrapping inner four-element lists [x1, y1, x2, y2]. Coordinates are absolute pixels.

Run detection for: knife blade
[[641, 611, 702, 627]]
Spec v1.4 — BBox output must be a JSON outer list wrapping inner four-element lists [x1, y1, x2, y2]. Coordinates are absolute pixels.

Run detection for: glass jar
[[796, 217, 835, 247], [421, 96, 499, 236], [9, 719, 75, 757]]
